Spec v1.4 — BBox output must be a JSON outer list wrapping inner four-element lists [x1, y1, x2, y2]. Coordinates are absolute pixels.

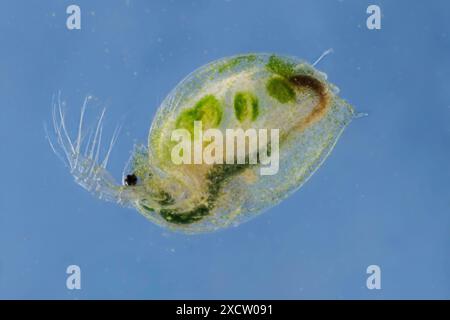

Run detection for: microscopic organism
[[47, 53, 356, 233]]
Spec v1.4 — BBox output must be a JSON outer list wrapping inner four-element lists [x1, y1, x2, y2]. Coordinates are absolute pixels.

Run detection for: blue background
[[0, 0, 449, 299]]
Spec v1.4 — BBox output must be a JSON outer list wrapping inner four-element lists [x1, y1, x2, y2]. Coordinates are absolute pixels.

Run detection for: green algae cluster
[[175, 94, 223, 135], [265, 55, 298, 104], [160, 205, 209, 225], [266, 55, 296, 78], [266, 77, 296, 103], [234, 91, 259, 122]]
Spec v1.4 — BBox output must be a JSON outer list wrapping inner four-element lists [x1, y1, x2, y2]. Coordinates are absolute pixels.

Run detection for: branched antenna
[[46, 93, 121, 174]]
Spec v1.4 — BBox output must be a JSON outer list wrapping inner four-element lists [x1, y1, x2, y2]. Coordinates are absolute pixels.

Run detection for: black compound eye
[[124, 174, 138, 186]]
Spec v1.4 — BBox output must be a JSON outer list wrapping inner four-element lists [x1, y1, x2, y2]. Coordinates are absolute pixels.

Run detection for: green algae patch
[[195, 95, 223, 128], [175, 108, 198, 136], [217, 55, 257, 73], [234, 91, 259, 122], [266, 77, 296, 103], [141, 204, 155, 213], [266, 55, 296, 78], [160, 205, 209, 225], [175, 95, 223, 136]]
